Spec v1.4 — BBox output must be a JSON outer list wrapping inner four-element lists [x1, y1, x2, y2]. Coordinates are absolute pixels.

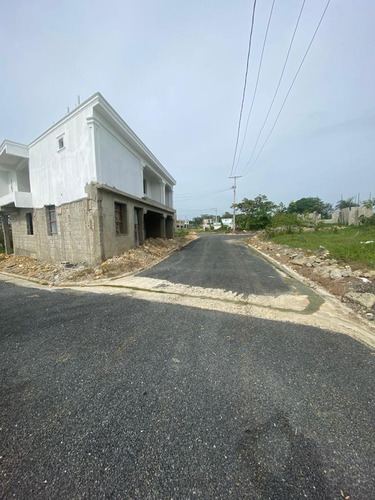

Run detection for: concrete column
[[166, 216, 174, 239], [160, 215, 166, 238], [1, 214, 13, 254], [160, 180, 166, 205]]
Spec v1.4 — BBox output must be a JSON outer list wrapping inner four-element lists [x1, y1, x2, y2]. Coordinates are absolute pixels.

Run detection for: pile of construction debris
[[246, 235, 375, 321], [0, 235, 197, 285]]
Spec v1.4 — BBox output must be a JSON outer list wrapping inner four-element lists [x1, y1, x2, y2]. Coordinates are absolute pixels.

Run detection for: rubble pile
[[0, 235, 197, 285], [246, 235, 375, 321]]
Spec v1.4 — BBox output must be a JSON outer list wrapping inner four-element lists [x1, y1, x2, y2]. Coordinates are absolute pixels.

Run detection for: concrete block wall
[[99, 189, 141, 261], [339, 207, 373, 225], [10, 183, 175, 265], [12, 197, 102, 265], [11, 209, 37, 257], [324, 207, 373, 225]]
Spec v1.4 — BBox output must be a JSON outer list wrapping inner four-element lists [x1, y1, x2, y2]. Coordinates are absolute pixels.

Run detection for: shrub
[[269, 213, 302, 233], [359, 214, 375, 226], [175, 229, 190, 237]]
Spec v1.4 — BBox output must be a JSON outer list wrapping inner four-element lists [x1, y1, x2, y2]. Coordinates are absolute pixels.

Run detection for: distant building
[[175, 219, 189, 229], [202, 218, 214, 230], [0, 92, 176, 264], [221, 218, 233, 229]]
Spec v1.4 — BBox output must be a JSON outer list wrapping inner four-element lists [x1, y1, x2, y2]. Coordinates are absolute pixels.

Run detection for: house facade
[[0, 93, 176, 264], [221, 218, 233, 229], [175, 219, 189, 230]]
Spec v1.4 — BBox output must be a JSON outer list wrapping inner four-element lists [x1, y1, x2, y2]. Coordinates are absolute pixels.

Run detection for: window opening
[[115, 202, 127, 234], [26, 212, 34, 235], [47, 205, 58, 234]]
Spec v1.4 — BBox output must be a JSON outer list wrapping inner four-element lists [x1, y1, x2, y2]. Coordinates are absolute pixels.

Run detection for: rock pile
[[246, 237, 375, 321]]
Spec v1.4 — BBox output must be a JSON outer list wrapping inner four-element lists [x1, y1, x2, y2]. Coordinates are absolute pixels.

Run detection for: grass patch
[[268, 226, 375, 269]]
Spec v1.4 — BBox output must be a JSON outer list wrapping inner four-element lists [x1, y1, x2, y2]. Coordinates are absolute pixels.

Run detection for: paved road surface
[[139, 234, 290, 295], [1, 235, 374, 499]]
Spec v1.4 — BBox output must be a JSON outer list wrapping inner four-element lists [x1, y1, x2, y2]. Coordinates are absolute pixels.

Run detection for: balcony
[[0, 140, 32, 211], [0, 191, 33, 211]]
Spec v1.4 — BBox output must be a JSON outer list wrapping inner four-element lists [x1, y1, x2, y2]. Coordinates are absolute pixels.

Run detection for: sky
[[1, 0, 374, 220]]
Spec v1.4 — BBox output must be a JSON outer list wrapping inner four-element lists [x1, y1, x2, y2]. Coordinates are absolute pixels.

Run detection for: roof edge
[[29, 92, 102, 148]]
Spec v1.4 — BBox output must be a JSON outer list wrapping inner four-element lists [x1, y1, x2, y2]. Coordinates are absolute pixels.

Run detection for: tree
[[335, 197, 359, 210], [234, 195, 277, 230], [288, 197, 333, 218], [274, 202, 288, 215], [191, 216, 203, 226], [362, 198, 375, 210], [221, 211, 232, 218]]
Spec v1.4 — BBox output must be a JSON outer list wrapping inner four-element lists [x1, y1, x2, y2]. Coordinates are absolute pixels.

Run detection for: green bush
[[359, 214, 375, 226], [175, 229, 190, 237], [269, 213, 302, 233]]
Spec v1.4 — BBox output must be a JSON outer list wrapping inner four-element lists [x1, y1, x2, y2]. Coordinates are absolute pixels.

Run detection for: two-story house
[[0, 93, 176, 265]]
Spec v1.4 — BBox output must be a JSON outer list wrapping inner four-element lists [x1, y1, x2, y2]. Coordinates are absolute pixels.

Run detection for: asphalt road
[[1, 236, 374, 499], [139, 234, 291, 295]]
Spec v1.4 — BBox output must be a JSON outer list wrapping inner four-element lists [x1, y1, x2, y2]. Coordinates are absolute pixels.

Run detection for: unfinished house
[[0, 93, 176, 264]]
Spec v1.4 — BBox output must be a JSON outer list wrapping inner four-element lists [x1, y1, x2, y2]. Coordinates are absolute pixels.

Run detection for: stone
[[330, 268, 343, 280], [292, 257, 308, 266], [353, 270, 364, 277], [312, 267, 330, 278], [345, 292, 375, 309]]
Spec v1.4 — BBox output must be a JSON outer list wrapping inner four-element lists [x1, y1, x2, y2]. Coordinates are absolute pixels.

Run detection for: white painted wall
[[29, 105, 96, 207], [95, 113, 143, 198], [17, 167, 31, 192], [143, 170, 162, 203], [0, 171, 9, 197]]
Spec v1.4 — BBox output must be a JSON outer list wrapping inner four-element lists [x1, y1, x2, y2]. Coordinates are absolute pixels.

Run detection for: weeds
[[267, 226, 375, 269]]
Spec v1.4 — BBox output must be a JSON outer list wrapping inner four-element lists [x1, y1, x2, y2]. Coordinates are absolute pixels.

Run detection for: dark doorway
[[144, 211, 163, 239]]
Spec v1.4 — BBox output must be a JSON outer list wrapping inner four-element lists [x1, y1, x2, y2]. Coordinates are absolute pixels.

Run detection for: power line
[[241, 0, 331, 177], [239, 0, 306, 175], [174, 187, 232, 199], [174, 187, 232, 201], [229, 0, 257, 178], [234, 0, 276, 174], [174, 187, 230, 198]]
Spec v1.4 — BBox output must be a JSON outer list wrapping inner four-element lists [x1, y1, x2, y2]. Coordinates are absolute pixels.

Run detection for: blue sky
[[1, 0, 374, 219]]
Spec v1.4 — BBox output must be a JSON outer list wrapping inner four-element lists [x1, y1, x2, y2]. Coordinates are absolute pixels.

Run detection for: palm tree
[[335, 197, 359, 210]]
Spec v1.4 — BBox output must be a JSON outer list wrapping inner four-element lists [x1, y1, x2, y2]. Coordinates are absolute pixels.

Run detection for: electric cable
[[229, 0, 257, 178], [239, 0, 306, 175], [241, 0, 331, 177], [234, 0, 276, 173], [174, 187, 232, 202], [174, 187, 232, 200]]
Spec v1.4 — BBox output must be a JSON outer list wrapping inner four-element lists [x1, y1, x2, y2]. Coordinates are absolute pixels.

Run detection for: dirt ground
[[0, 234, 197, 285]]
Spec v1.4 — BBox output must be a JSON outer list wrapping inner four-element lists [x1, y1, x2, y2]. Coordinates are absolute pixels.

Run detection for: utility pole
[[229, 176, 241, 233]]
